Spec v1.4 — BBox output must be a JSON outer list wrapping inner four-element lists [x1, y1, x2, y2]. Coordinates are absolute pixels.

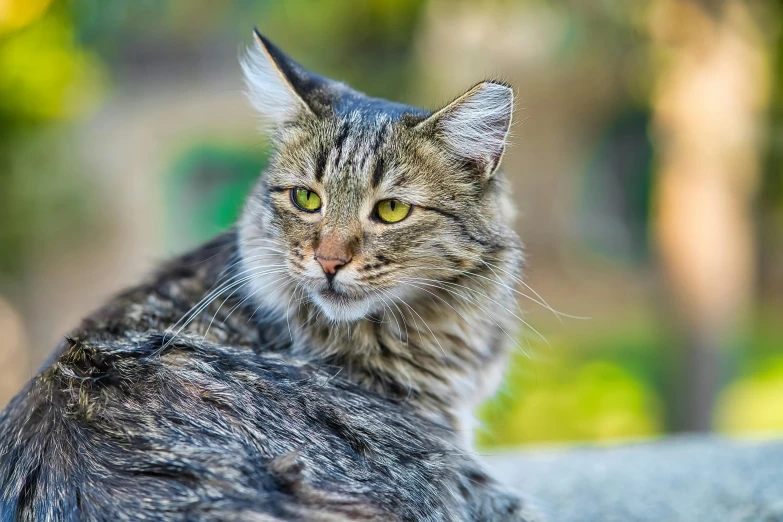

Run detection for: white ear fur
[[240, 34, 309, 129], [422, 81, 514, 176]]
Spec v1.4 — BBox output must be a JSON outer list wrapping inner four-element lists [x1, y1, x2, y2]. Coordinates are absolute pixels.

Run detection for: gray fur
[[0, 33, 535, 521]]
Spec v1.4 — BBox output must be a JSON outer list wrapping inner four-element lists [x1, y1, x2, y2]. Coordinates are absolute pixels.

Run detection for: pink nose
[[316, 256, 350, 275]]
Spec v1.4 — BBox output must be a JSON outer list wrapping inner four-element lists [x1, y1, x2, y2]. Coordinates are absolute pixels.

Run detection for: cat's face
[[238, 32, 518, 323]]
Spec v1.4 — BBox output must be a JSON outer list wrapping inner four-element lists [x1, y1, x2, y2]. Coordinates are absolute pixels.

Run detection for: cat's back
[[0, 331, 514, 521]]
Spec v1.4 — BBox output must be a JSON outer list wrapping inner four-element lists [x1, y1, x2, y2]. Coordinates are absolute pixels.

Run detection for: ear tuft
[[240, 30, 311, 130], [420, 81, 514, 177]]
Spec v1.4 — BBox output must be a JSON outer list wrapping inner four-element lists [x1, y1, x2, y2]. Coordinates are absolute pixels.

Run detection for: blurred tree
[[580, 110, 654, 264], [649, 0, 769, 431], [759, 1, 783, 295]]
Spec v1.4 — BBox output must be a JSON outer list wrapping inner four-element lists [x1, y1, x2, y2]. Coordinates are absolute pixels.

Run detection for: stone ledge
[[484, 436, 783, 522]]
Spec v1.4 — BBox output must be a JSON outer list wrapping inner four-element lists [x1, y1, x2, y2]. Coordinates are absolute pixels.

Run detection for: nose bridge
[[315, 145, 366, 266], [316, 228, 352, 261], [319, 184, 363, 256]]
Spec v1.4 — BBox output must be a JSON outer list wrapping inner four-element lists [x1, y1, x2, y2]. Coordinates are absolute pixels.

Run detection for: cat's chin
[[311, 288, 373, 323]]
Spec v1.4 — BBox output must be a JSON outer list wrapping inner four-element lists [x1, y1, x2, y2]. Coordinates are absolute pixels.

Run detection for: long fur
[[0, 33, 536, 521]]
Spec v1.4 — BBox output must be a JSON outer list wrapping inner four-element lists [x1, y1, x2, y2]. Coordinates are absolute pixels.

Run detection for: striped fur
[[0, 33, 536, 521], [239, 31, 522, 436]]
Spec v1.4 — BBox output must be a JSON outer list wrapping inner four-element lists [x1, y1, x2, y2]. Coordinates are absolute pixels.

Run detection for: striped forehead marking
[[319, 114, 391, 188]]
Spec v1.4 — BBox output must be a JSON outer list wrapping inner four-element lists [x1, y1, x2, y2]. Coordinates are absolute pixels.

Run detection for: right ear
[[240, 30, 316, 129], [414, 81, 513, 178]]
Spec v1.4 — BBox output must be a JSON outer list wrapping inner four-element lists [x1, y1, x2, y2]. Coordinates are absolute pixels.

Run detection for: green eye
[[375, 199, 411, 223], [292, 188, 322, 212]]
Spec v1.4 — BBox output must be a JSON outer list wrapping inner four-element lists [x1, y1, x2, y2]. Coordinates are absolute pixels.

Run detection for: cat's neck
[[282, 262, 521, 431]]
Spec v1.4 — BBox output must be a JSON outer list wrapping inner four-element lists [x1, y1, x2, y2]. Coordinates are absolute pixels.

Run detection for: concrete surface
[[484, 436, 783, 522]]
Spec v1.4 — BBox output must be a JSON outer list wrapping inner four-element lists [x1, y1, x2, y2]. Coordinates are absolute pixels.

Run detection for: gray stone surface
[[484, 436, 783, 522]]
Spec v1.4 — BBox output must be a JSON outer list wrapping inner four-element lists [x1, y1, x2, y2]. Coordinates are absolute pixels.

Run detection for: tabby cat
[[0, 31, 536, 521]]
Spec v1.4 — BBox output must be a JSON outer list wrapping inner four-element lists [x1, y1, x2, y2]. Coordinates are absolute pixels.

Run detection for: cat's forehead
[[290, 109, 431, 195], [319, 112, 389, 186]]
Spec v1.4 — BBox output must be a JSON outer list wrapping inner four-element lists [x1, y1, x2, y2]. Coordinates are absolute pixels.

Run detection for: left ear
[[416, 81, 514, 177]]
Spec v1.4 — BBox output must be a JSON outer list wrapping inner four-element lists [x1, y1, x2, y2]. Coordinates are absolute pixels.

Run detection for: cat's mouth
[[309, 284, 375, 322], [318, 287, 354, 304]]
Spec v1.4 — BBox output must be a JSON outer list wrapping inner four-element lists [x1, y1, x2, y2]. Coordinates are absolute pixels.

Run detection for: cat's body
[[0, 32, 534, 521], [1, 234, 531, 521]]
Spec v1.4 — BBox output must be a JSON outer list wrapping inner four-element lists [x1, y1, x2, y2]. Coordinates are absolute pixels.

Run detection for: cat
[[0, 31, 536, 521], [237, 31, 522, 440]]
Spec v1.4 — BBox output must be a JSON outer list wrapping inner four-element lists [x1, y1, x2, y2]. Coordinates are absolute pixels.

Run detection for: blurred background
[[1, 0, 781, 448]]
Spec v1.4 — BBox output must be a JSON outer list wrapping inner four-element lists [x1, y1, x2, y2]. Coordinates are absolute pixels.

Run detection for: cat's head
[[238, 31, 520, 323]]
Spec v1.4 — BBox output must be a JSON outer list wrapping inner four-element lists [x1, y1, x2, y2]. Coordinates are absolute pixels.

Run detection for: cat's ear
[[416, 81, 514, 177], [241, 30, 319, 128]]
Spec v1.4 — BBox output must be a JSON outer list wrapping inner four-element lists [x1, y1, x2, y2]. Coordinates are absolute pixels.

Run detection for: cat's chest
[[287, 311, 507, 407]]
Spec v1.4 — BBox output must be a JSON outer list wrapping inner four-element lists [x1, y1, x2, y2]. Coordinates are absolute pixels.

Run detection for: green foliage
[[717, 355, 783, 435], [0, 2, 104, 277], [0, 7, 104, 123], [164, 144, 270, 252], [478, 327, 665, 447]]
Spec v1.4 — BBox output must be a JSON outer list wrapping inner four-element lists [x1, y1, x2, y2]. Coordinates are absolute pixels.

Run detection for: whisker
[[382, 263, 572, 320], [470, 256, 588, 321], [382, 288, 447, 358], [207, 272, 291, 339], [369, 288, 405, 341], [396, 281, 476, 329], [376, 289, 410, 346], [402, 276, 549, 349], [400, 279, 531, 358], [201, 279, 259, 341], [160, 266, 288, 352], [286, 281, 303, 342], [401, 276, 551, 350], [248, 276, 294, 322]]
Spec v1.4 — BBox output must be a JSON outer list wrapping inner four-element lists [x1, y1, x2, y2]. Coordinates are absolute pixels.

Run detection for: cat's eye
[[291, 188, 322, 212], [374, 199, 411, 224]]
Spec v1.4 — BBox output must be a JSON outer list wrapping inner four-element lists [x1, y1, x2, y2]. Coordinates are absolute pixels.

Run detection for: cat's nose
[[314, 233, 355, 278], [316, 255, 351, 275]]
